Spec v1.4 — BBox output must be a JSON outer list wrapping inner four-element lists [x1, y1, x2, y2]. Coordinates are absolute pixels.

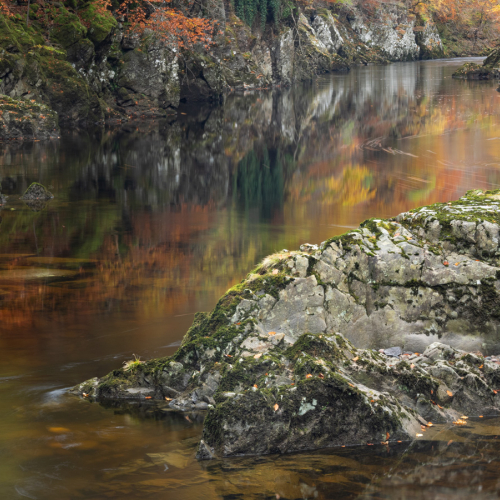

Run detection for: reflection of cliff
[[1, 61, 500, 330]]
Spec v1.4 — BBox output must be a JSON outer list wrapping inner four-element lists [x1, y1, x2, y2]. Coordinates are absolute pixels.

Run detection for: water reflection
[[1, 57, 500, 499]]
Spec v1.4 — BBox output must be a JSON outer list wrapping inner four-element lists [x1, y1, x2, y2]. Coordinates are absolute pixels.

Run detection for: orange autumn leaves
[[116, 0, 215, 50]]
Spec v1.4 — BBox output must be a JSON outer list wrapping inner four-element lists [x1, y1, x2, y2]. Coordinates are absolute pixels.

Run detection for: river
[[1, 57, 500, 499]]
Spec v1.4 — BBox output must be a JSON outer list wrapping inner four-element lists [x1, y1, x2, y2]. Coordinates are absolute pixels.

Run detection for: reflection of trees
[[2, 61, 500, 330]]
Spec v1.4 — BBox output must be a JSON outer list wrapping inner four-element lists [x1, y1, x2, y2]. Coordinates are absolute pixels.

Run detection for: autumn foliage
[[116, 0, 215, 49], [0, 0, 215, 50]]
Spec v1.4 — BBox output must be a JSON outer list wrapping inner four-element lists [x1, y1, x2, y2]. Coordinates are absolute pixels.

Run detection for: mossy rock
[[48, 7, 87, 49]]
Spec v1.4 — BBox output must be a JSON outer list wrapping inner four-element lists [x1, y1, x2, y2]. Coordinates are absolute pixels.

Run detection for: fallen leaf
[[397, 440, 402, 443], [145, 396, 152, 400], [274, 404, 279, 411], [455, 262, 459, 266], [253, 384, 258, 388], [431, 389, 434, 394], [272, 269, 279, 275], [386, 432, 390, 440], [165, 397, 172, 401], [479, 364, 484, 369], [254, 353, 263, 359], [447, 390, 453, 397], [306, 374, 313, 379], [443, 261, 449, 266], [367, 443, 374, 446], [268, 331, 276, 336], [349, 383, 354, 387], [461, 416, 469, 419], [410, 364, 415, 369], [352, 356, 359, 362], [185, 416, 192, 423], [438, 404, 443, 409], [447, 439, 453, 446], [416, 433, 423, 437], [380, 441, 388, 445], [318, 373, 324, 379], [82, 393, 89, 397], [48, 427, 70, 433], [494, 390, 498, 394], [371, 400, 375, 403], [265, 373, 269, 376], [341, 445, 345, 448], [479, 415, 484, 418], [427, 422, 433, 427]]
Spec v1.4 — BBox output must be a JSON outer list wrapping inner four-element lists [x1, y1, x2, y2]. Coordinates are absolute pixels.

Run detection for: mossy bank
[[73, 189, 500, 459], [0, 0, 472, 138]]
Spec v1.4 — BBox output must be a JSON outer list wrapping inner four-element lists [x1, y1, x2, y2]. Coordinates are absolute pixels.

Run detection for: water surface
[[1, 57, 500, 499]]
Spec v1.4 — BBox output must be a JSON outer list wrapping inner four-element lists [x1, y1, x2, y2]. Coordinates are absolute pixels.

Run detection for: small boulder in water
[[383, 346, 402, 357], [20, 182, 53, 201]]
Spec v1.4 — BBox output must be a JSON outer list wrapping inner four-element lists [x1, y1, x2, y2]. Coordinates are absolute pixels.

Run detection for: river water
[[1, 57, 500, 499]]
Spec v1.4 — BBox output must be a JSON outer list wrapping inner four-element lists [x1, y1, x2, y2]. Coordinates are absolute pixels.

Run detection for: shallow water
[[1, 57, 500, 499]]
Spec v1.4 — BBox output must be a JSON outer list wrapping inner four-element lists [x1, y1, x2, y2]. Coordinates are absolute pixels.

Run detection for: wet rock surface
[[73, 189, 500, 459]]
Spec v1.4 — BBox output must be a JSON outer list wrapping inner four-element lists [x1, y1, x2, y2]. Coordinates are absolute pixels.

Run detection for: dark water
[[1, 57, 500, 499]]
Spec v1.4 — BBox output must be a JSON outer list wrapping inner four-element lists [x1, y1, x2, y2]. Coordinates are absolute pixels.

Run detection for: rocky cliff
[[0, 0, 448, 137], [73, 189, 500, 458]]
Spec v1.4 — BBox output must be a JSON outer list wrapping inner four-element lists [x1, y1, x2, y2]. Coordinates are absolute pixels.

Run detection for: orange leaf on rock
[[268, 331, 276, 336], [443, 261, 449, 266], [352, 356, 359, 362], [447, 390, 453, 397]]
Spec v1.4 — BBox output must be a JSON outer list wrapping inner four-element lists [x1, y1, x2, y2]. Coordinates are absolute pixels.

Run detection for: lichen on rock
[[72, 189, 500, 459]]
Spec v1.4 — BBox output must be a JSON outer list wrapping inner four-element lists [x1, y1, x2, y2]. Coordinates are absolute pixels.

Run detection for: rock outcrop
[[0, 95, 59, 140], [73, 189, 500, 458], [452, 47, 500, 80], [0, 0, 452, 136]]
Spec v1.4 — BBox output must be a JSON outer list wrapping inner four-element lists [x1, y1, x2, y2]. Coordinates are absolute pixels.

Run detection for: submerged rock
[[72, 189, 500, 459], [20, 182, 54, 201]]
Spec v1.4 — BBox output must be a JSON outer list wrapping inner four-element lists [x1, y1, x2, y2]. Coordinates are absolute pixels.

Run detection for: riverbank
[[1, 0, 494, 138]]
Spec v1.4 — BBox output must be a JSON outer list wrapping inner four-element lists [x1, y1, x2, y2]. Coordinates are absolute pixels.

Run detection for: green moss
[[79, 3, 117, 45]]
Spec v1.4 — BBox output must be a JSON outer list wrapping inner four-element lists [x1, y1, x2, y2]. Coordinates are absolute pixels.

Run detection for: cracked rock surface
[[72, 189, 500, 459]]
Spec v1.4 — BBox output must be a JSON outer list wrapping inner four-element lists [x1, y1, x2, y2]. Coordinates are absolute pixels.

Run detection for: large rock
[[73, 189, 500, 459]]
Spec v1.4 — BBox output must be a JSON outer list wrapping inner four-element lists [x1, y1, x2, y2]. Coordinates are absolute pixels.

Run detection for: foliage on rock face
[[0, 0, 213, 50]]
